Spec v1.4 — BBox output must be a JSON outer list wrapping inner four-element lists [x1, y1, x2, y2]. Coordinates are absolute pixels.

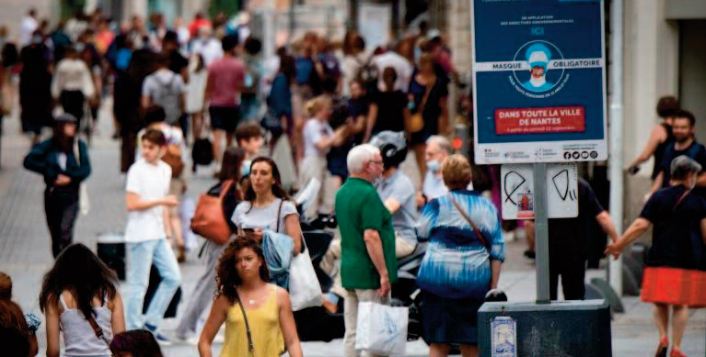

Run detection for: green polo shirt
[[335, 177, 397, 289]]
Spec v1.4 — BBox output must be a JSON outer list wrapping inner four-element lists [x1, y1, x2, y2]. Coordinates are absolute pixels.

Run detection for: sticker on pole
[[471, 0, 607, 164], [501, 164, 578, 220], [491, 316, 517, 357]]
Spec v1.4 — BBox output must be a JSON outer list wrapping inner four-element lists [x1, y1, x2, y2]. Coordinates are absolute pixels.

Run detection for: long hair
[[39, 243, 118, 321], [110, 330, 163, 357], [52, 121, 76, 153], [219, 147, 245, 182], [216, 238, 270, 304], [243, 156, 290, 203]]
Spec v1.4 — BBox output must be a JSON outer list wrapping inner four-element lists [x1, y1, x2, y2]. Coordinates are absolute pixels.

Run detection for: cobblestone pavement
[[0, 99, 704, 356]]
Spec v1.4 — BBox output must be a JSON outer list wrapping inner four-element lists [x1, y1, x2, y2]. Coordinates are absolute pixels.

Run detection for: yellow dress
[[220, 284, 285, 357]]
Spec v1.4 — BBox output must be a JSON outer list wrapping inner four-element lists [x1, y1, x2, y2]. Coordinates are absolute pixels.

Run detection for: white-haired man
[[335, 144, 397, 357], [423, 135, 452, 200]]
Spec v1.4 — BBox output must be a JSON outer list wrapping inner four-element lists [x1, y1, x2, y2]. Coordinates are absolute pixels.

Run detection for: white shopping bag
[[355, 301, 408, 356], [288, 242, 322, 311]]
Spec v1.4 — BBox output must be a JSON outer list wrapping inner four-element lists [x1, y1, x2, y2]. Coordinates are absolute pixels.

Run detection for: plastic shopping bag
[[289, 242, 322, 311], [355, 301, 408, 356]]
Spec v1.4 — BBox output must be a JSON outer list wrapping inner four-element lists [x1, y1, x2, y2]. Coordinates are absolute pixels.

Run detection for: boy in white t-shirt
[[123, 129, 182, 344]]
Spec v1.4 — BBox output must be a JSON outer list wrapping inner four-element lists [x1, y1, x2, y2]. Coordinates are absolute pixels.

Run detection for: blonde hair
[[441, 154, 473, 189], [305, 95, 332, 117]]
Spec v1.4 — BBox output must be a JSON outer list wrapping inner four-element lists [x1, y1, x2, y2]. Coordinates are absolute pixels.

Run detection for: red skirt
[[641, 267, 706, 308]]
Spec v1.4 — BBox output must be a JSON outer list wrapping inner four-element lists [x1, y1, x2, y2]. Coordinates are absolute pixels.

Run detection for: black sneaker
[[523, 250, 536, 259]]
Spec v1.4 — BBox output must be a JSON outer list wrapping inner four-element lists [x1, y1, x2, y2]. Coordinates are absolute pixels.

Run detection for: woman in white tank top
[[39, 243, 125, 357]]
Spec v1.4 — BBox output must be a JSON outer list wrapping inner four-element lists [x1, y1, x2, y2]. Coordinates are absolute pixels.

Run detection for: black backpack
[[192, 138, 214, 172]]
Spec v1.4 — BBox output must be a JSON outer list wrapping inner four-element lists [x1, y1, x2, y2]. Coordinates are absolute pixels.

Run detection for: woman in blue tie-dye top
[[415, 154, 504, 357]]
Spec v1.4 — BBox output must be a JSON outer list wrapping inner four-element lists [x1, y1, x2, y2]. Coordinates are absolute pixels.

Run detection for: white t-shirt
[[232, 198, 298, 233], [303, 119, 333, 158], [124, 159, 172, 243]]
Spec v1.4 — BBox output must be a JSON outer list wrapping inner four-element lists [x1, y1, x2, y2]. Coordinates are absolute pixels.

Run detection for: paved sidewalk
[[0, 100, 704, 356]]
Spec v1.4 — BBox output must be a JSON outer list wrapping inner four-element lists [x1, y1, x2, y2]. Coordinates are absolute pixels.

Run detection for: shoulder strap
[[235, 292, 255, 355], [417, 78, 435, 113], [673, 188, 691, 212], [219, 180, 234, 200], [86, 312, 111, 347], [449, 194, 489, 249], [275, 199, 285, 233]]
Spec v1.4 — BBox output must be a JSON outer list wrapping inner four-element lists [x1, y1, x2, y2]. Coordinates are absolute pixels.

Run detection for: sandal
[[670, 347, 687, 357], [655, 336, 668, 357]]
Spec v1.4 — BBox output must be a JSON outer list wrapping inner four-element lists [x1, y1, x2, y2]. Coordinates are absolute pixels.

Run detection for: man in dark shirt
[[652, 109, 706, 194], [526, 178, 620, 300]]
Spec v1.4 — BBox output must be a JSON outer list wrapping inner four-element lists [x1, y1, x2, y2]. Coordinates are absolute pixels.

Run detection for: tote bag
[[288, 240, 322, 311], [355, 301, 408, 356]]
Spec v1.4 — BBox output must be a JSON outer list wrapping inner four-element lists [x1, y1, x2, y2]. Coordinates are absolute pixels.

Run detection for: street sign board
[[471, 0, 607, 164], [501, 164, 578, 220]]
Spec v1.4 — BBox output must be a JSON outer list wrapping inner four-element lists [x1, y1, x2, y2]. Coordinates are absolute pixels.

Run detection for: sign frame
[[470, 0, 608, 165]]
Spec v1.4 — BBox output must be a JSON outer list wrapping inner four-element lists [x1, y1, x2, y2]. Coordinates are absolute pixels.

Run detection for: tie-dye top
[[416, 190, 505, 299]]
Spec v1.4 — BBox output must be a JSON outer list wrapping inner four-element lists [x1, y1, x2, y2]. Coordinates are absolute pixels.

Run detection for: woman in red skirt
[[606, 155, 706, 357]]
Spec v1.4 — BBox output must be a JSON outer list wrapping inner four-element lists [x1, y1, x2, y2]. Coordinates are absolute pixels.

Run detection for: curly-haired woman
[[198, 238, 302, 357]]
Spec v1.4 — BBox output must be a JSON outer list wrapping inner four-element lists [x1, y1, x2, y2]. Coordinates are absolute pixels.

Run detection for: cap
[[55, 113, 78, 124]]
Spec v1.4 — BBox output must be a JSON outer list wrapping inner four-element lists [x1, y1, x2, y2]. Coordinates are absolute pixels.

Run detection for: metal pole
[[533, 163, 551, 303], [608, 0, 624, 297]]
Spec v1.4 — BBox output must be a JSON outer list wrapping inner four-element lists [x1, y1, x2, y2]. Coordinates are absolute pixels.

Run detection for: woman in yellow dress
[[198, 238, 303, 357]]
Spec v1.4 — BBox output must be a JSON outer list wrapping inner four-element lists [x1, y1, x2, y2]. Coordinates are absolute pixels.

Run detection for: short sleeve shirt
[[640, 185, 706, 269], [207, 56, 245, 107], [232, 198, 298, 233], [303, 119, 333, 158], [124, 159, 172, 242], [336, 178, 397, 289], [547, 178, 604, 259], [376, 171, 418, 243], [659, 141, 706, 189]]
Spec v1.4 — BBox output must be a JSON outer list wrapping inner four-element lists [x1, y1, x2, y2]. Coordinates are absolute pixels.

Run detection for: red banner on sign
[[495, 106, 586, 135]]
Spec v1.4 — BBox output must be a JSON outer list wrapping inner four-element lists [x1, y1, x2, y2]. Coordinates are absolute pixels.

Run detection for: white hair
[[426, 135, 452, 154], [347, 144, 380, 174]]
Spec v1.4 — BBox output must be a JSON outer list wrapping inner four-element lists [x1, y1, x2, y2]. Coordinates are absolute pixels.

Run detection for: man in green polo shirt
[[335, 143, 397, 357]]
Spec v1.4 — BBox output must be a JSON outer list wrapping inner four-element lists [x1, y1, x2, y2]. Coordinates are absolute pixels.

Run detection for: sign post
[[532, 163, 550, 303]]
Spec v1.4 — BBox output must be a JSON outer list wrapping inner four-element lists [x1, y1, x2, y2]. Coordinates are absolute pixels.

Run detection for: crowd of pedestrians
[[0, 5, 703, 357]]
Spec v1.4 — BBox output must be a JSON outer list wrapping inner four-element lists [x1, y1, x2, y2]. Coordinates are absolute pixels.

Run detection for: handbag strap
[[449, 194, 489, 250], [236, 292, 255, 355], [275, 198, 285, 233], [416, 77, 435, 114], [86, 312, 111, 347]]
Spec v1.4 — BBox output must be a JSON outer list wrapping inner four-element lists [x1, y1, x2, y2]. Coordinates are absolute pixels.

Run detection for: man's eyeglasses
[[369, 160, 384, 166]]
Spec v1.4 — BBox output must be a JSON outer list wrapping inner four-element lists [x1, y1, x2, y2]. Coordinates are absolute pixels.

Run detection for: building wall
[[621, 0, 680, 223], [0, 0, 58, 44]]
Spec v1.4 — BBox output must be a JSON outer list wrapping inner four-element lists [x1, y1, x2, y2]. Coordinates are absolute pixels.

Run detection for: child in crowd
[[39, 243, 125, 357], [123, 129, 182, 343], [235, 122, 265, 178]]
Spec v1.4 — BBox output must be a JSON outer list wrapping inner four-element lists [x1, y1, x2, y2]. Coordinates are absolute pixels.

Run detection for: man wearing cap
[[522, 43, 554, 92], [23, 113, 91, 257]]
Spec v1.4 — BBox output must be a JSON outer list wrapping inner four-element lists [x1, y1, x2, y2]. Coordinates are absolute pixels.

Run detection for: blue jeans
[[124, 239, 182, 330]]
